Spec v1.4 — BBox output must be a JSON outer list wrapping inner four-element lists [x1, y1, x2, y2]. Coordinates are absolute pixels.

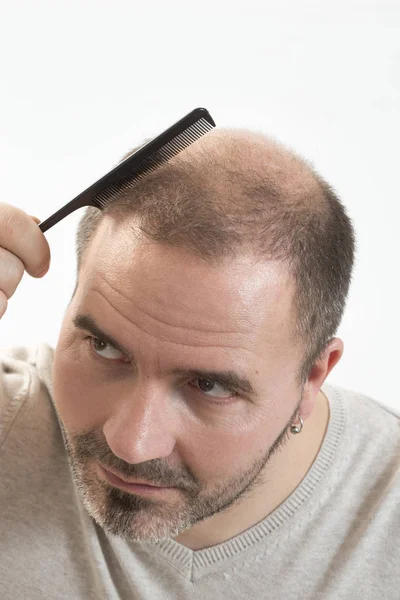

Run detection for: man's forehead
[[85, 215, 290, 287], [77, 217, 296, 337]]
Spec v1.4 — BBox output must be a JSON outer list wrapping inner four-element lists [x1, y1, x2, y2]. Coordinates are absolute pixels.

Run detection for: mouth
[[97, 463, 175, 496]]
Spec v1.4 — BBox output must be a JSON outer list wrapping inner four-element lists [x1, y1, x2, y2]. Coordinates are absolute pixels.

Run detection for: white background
[[0, 1, 399, 409]]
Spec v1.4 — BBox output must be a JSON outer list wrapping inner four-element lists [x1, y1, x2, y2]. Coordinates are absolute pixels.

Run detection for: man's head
[[52, 128, 354, 542]]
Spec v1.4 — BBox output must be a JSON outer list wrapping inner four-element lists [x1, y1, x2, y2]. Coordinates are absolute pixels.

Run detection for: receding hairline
[[77, 126, 330, 274]]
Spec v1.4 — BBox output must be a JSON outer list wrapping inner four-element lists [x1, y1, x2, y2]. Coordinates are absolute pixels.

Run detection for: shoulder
[[323, 381, 400, 434], [323, 381, 400, 503]]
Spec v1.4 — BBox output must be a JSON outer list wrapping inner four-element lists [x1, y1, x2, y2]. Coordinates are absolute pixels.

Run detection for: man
[[0, 128, 399, 599]]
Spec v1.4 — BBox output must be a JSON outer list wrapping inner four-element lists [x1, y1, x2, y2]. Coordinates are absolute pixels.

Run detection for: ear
[[300, 338, 344, 420]]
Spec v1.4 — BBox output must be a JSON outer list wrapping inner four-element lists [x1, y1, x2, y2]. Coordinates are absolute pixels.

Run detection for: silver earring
[[290, 414, 303, 435]]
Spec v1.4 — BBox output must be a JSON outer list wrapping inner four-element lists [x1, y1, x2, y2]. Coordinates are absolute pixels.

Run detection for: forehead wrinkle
[[93, 271, 247, 336], [89, 287, 254, 352]]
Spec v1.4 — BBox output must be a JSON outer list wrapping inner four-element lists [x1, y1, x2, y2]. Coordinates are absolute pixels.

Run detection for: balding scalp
[[75, 127, 355, 384]]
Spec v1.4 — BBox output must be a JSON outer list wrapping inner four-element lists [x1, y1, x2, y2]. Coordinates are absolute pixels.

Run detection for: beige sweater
[[0, 343, 399, 599]]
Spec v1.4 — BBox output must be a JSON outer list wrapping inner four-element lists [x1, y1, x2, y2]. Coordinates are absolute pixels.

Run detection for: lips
[[100, 464, 165, 488], [98, 463, 176, 496]]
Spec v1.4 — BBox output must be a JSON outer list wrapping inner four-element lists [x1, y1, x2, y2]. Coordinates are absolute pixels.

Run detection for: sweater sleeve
[[0, 346, 36, 449]]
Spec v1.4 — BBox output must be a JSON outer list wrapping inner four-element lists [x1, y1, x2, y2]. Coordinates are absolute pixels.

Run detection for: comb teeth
[[94, 117, 213, 209]]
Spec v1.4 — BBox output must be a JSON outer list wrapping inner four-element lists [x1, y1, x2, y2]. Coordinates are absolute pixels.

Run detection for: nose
[[103, 381, 177, 465]]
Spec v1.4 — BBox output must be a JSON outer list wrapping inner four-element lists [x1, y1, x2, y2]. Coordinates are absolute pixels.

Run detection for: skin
[[0, 204, 51, 318], [52, 215, 342, 551]]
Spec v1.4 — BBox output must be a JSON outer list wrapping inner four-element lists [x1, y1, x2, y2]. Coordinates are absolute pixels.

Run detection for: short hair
[[75, 129, 356, 385]]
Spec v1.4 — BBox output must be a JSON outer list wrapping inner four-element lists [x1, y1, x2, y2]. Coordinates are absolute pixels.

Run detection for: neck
[[174, 391, 330, 550]]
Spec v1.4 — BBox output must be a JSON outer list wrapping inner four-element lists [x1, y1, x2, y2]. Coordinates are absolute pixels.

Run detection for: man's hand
[[0, 203, 51, 319]]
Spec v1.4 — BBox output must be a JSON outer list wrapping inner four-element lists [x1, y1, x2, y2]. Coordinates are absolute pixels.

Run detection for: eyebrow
[[73, 314, 135, 360], [73, 313, 256, 396], [170, 368, 255, 395]]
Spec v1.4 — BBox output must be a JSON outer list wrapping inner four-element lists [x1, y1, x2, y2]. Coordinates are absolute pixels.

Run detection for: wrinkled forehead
[[76, 216, 296, 343]]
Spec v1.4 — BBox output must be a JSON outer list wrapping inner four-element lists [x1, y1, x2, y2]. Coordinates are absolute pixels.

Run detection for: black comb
[[39, 108, 216, 233]]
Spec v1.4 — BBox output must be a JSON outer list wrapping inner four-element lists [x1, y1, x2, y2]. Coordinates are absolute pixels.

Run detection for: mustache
[[65, 426, 200, 493]]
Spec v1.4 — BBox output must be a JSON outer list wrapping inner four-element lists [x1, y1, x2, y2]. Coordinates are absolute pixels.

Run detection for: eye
[[193, 378, 234, 399], [89, 337, 129, 363]]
